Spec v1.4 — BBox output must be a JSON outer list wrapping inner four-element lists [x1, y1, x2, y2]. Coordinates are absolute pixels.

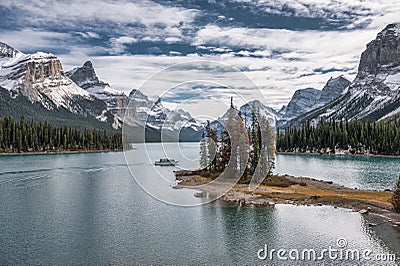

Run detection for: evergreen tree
[[258, 116, 275, 177], [250, 110, 260, 173], [221, 107, 235, 176], [276, 118, 400, 156], [0, 117, 123, 153], [205, 120, 218, 173], [236, 111, 249, 179], [199, 132, 209, 169]]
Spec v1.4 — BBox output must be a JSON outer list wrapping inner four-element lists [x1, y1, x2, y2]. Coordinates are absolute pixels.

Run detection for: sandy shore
[[175, 171, 400, 226]]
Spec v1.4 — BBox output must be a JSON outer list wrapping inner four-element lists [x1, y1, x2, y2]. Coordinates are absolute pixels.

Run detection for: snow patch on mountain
[[278, 76, 350, 127], [0, 42, 112, 126], [384, 72, 400, 91], [290, 23, 400, 124], [0, 43, 93, 111], [66, 61, 129, 119], [125, 89, 203, 141]]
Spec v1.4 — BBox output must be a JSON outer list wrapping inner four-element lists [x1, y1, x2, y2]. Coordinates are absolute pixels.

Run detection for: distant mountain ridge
[[0, 42, 203, 140], [66, 61, 204, 142], [0, 42, 115, 131], [288, 23, 400, 126], [66, 61, 129, 118], [278, 76, 350, 127], [124, 89, 203, 142], [2, 23, 399, 138]]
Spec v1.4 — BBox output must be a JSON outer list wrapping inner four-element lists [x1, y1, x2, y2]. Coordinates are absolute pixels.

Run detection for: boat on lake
[[154, 158, 179, 166]]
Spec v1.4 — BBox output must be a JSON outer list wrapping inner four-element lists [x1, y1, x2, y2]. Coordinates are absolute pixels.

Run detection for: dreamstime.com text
[[257, 238, 397, 262]]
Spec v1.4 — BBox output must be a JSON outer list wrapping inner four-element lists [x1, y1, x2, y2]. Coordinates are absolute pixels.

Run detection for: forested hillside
[[0, 117, 122, 153], [277, 118, 400, 156]]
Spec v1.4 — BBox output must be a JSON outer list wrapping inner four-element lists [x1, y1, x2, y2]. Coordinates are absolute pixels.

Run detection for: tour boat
[[154, 158, 179, 166]]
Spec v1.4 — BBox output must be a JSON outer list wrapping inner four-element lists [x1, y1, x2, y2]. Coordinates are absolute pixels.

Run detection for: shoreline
[[0, 149, 124, 156], [276, 151, 400, 159], [175, 171, 400, 225]]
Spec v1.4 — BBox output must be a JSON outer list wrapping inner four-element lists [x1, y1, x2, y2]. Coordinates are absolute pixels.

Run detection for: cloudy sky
[[0, 0, 399, 116]]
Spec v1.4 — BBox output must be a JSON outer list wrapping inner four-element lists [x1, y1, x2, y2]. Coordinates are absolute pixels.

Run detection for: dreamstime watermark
[[257, 238, 397, 262], [122, 60, 271, 206]]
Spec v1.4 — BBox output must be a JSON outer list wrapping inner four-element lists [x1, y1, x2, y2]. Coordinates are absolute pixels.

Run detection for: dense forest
[[0, 116, 123, 153], [276, 118, 400, 156], [200, 101, 275, 182]]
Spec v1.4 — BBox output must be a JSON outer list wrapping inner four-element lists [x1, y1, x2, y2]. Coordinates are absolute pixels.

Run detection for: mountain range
[[277, 75, 351, 127], [0, 42, 116, 131], [66, 61, 203, 142], [286, 23, 400, 127], [0, 44, 203, 141], [0, 23, 399, 140]]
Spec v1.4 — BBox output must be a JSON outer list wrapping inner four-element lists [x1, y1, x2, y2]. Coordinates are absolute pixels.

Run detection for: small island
[[177, 170, 399, 219], [175, 101, 400, 225]]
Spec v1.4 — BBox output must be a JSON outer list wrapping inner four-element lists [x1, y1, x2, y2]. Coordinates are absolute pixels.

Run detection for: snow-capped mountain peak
[[66, 61, 129, 117], [0, 42, 25, 68], [318, 76, 351, 105], [289, 23, 400, 124], [282, 87, 321, 121], [238, 99, 278, 126], [125, 89, 203, 141], [277, 75, 350, 128], [0, 42, 96, 113], [358, 23, 400, 79], [0, 42, 20, 58], [0, 42, 117, 132]]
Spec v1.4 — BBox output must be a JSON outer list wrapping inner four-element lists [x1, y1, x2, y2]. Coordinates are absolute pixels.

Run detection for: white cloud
[[193, 25, 376, 56], [109, 36, 138, 54], [233, 0, 400, 30], [0, 29, 69, 51], [141, 36, 161, 42], [164, 37, 183, 44], [75, 31, 101, 39], [0, 0, 198, 40], [58, 51, 356, 112], [3, 0, 399, 116]]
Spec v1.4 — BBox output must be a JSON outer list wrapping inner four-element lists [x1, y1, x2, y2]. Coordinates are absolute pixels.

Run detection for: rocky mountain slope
[[278, 76, 350, 127], [124, 89, 203, 142], [0, 42, 115, 131], [66, 61, 129, 118], [290, 23, 400, 125], [65, 60, 204, 141], [280, 87, 321, 120]]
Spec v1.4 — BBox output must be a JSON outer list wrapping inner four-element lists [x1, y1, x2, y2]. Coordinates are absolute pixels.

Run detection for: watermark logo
[[257, 238, 397, 262], [122, 60, 272, 206]]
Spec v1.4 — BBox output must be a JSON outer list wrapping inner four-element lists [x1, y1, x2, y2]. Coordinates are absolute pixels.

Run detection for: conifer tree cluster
[[0, 116, 123, 153], [276, 118, 400, 155], [199, 101, 275, 182]]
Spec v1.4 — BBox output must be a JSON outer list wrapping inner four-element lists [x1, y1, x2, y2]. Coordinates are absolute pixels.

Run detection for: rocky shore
[[175, 170, 400, 227]]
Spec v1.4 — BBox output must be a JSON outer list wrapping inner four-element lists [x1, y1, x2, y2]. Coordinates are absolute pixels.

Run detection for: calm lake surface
[[275, 153, 400, 190], [0, 143, 399, 265]]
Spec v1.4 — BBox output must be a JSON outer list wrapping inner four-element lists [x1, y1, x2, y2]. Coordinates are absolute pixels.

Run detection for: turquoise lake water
[[275, 153, 400, 190], [0, 143, 399, 265]]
